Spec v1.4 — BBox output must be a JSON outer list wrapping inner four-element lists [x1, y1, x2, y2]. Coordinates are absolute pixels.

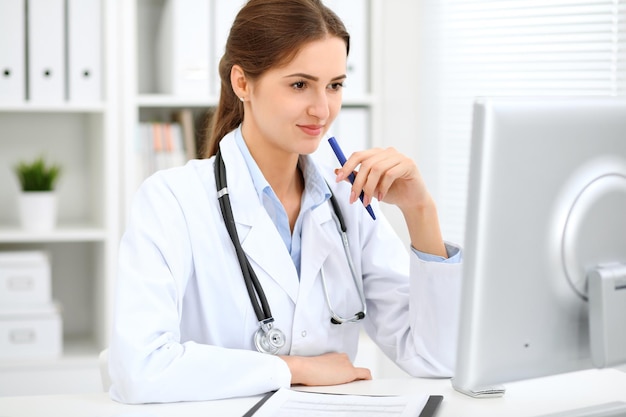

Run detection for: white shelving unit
[[0, 0, 118, 395]]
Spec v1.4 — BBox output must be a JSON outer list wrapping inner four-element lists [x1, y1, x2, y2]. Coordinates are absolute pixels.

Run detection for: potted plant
[[13, 156, 62, 231]]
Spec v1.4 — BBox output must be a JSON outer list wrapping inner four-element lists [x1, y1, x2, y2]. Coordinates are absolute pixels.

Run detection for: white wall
[[359, 1, 439, 378], [377, 1, 442, 246]]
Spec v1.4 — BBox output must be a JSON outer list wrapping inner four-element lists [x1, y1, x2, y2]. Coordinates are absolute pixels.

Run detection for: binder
[[156, 0, 210, 96], [0, 0, 26, 103], [324, 0, 369, 98], [135, 122, 187, 186], [212, 0, 246, 96], [67, 0, 102, 103], [27, 0, 66, 103], [172, 109, 198, 160]]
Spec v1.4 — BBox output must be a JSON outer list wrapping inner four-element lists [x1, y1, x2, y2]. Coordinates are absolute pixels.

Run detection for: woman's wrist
[[401, 196, 447, 257], [279, 355, 301, 385], [279, 353, 372, 386]]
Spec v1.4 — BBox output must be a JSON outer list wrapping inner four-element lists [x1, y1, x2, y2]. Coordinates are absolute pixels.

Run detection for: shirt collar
[[234, 126, 270, 203], [234, 126, 331, 209]]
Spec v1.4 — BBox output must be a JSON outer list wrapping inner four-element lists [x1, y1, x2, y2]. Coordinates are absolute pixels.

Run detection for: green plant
[[13, 156, 62, 192]]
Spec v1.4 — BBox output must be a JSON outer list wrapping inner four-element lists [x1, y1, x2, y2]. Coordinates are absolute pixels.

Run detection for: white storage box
[[0, 303, 62, 359], [0, 251, 51, 306]]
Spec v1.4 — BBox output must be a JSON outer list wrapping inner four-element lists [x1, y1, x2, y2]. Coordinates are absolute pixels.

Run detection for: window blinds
[[417, 0, 626, 245]]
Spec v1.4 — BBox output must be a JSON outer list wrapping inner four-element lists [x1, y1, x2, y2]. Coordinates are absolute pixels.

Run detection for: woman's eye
[[329, 82, 344, 91], [292, 81, 306, 89]]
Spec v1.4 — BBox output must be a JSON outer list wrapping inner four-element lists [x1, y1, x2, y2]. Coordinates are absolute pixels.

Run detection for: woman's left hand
[[334, 147, 431, 212], [334, 147, 447, 257]]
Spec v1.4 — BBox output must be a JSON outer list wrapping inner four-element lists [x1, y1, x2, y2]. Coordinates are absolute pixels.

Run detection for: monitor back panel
[[454, 97, 626, 390]]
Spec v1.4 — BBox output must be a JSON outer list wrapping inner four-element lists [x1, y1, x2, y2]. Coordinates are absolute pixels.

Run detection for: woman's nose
[[307, 90, 331, 120]]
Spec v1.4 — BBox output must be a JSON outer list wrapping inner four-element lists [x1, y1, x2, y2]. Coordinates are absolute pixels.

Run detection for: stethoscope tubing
[[215, 150, 273, 323], [325, 213, 367, 324]]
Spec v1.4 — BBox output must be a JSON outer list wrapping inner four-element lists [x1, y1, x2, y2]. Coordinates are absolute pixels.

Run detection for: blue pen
[[328, 137, 376, 220]]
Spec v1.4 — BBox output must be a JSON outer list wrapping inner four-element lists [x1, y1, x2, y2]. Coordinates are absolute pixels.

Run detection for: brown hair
[[203, 0, 350, 157]]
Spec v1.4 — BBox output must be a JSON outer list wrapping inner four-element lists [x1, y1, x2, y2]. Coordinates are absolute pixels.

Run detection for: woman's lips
[[298, 124, 324, 136]]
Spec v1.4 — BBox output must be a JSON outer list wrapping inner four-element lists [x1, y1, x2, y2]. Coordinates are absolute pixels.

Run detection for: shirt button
[[301, 331, 307, 338]]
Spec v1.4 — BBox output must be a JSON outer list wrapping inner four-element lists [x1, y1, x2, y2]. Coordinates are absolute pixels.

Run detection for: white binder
[[0, 0, 26, 103], [324, 0, 369, 98], [27, 0, 65, 103], [156, 0, 210, 96], [212, 0, 246, 96], [67, 0, 102, 103]]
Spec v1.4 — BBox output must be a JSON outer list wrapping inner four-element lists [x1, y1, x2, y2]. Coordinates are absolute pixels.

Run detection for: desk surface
[[1, 368, 625, 417]]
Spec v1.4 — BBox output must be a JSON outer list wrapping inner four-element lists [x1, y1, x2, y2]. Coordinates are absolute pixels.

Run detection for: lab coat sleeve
[[404, 247, 463, 376], [109, 170, 291, 404], [359, 206, 463, 378]]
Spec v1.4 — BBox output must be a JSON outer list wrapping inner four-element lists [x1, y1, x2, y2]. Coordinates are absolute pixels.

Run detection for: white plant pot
[[18, 192, 58, 232]]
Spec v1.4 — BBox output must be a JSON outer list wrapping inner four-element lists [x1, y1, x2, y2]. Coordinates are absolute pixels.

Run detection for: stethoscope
[[214, 149, 367, 355]]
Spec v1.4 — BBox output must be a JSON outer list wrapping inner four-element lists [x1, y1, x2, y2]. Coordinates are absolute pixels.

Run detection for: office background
[[1, 0, 625, 396]]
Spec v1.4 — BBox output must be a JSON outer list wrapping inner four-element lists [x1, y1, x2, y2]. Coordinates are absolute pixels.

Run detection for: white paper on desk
[[252, 388, 428, 417]]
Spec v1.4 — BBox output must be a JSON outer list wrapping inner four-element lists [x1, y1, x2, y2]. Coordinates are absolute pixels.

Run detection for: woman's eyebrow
[[283, 73, 347, 81]]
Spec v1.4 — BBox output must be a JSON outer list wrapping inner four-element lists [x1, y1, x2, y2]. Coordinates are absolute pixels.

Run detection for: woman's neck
[[243, 136, 304, 232], [256, 151, 304, 232], [243, 137, 303, 200]]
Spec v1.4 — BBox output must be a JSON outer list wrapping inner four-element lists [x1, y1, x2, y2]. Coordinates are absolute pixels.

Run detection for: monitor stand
[[450, 380, 506, 398]]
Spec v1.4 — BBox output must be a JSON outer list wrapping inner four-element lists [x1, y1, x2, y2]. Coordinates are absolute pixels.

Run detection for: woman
[[109, 0, 462, 404]]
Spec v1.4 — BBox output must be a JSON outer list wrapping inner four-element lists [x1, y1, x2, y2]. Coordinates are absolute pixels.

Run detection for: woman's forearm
[[401, 195, 447, 258]]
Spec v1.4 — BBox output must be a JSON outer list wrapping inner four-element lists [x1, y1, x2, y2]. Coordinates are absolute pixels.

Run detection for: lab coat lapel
[[240, 212, 300, 303], [219, 135, 299, 303], [299, 201, 337, 297]]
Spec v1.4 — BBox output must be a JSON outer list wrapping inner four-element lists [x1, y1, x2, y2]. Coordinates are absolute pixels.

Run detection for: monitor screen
[[452, 97, 626, 398]]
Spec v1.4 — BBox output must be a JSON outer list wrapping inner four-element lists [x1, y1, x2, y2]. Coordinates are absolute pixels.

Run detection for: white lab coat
[[109, 131, 462, 404]]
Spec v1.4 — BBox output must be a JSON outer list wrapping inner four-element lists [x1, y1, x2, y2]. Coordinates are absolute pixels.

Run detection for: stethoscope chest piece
[[254, 318, 286, 354]]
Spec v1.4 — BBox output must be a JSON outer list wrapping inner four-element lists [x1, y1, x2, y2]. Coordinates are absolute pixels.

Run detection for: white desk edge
[[1, 368, 625, 417]]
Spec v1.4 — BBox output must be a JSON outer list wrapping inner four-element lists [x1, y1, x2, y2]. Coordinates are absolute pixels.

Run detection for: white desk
[[1, 368, 625, 416]]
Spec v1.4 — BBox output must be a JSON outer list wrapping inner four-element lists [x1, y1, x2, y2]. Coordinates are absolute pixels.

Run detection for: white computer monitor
[[452, 97, 626, 398]]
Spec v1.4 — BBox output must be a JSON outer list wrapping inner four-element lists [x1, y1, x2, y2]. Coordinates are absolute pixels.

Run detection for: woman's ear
[[230, 65, 249, 101]]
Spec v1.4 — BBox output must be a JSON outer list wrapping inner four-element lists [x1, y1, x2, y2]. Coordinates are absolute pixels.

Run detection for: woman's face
[[242, 36, 347, 157]]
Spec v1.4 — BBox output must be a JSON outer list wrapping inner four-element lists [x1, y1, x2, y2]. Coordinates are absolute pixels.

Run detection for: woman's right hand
[[280, 352, 372, 386]]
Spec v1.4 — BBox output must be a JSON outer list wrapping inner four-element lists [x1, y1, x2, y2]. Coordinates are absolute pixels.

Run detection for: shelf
[[0, 225, 108, 243], [342, 95, 376, 106], [136, 94, 377, 108], [0, 336, 100, 371], [0, 103, 107, 113], [137, 94, 219, 108]]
